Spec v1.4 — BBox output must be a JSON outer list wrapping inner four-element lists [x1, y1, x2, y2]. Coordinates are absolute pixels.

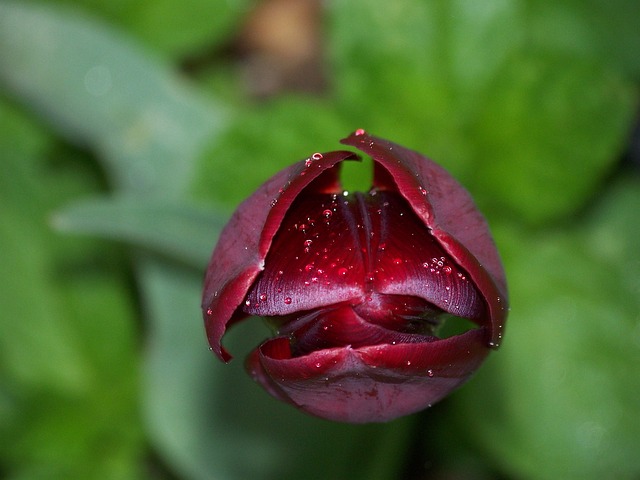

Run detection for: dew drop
[[355, 128, 366, 136], [406, 360, 412, 366], [443, 266, 452, 275], [304, 239, 313, 247], [284, 297, 292, 305], [270, 199, 278, 207], [393, 258, 402, 265], [427, 369, 434, 377], [311, 152, 323, 160], [315, 362, 322, 368], [245, 300, 251, 307], [322, 209, 333, 218], [305, 158, 312, 167], [259, 293, 267, 302], [419, 186, 427, 196], [206, 308, 213, 316], [338, 267, 348, 276], [305, 263, 315, 272]]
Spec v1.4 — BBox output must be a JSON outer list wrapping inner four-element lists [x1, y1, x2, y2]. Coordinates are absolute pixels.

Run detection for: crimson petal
[[340, 131, 507, 346], [202, 150, 358, 360], [247, 328, 488, 423]]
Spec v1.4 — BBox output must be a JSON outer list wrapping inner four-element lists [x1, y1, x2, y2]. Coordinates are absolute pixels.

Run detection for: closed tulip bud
[[202, 130, 508, 423]]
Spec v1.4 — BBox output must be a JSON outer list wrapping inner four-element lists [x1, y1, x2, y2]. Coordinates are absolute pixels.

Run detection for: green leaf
[[327, 0, 638, 225], [528, 0, 640, 78], [0, 1, 226, 197], [53, 196, 228, 268], [0, 101, 144, 478], [192, 96, 352, 207], [48, 0, 255, 58], [452, 173, 640, 479]]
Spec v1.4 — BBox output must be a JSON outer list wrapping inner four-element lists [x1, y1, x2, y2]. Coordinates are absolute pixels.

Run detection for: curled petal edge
[[202, 150, 359, 361], [247, 328, 489, 423], [341, 131, 508, 346]]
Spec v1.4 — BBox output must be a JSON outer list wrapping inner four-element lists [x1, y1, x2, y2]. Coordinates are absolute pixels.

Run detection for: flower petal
[[202, 150, 358, 360], [341, 131, 507, 346], [244, 188, 484, 320], [247, 328, 489, 423]]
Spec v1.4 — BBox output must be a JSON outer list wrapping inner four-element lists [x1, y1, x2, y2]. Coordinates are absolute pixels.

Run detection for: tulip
[[202, 130, 508, 423]]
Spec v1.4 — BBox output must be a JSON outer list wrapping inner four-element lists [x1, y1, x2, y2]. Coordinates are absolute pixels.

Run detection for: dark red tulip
[[202, 130, 508, 423]]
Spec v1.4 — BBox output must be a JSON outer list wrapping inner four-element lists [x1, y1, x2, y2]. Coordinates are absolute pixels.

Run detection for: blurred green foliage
[[1, 1, 639, 479]]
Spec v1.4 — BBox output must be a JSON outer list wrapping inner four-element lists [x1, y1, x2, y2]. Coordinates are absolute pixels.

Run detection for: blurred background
[[1, 0, 639, 479]]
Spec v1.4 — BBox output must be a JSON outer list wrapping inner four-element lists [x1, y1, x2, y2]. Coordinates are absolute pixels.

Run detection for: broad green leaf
[[0, 102, 88, 394], [452, 174, 640, 479], [46, 0, 255, 58], [528, 0, 640, 78], [0, 101, 144, 478], [139, 258, 414, 480], [327, 0, 638, 224], [192, 95, 352, 207], [53, 196, 227, 268], [0, 1, 225, 197]]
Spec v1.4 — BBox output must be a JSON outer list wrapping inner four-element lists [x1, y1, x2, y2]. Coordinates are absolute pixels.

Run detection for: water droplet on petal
[[337, 267, 348, 276], [284, 297, 292, 305], [305, 263, 314, 272], [427, 369, 434, 377], [259, 293, 267, 302], [355, 128, 366, 136], [322, 209, 332, 218], [311, 152, 323, 160]]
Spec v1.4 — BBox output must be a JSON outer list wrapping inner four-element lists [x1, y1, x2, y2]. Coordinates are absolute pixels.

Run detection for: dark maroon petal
[[244, 188, 484, 320], [202, 150, 358, 360], [246, 328, 489, 423], [341, 131, 507, 346], [243, 191, 366, 316], [279, 304, 438, 357]]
